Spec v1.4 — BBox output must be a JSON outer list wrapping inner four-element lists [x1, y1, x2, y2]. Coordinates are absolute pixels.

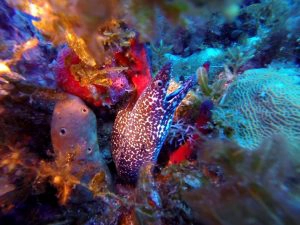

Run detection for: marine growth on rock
[[1, 0, 300, 224]]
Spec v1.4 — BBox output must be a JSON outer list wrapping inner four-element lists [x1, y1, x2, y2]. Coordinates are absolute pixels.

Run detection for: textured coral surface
[[214, 68, 300, 159]]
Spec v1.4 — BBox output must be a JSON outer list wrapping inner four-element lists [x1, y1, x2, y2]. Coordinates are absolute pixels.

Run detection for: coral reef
[[165, 48, 225, 81], [213, 68, 300, 162], [183, 137, 300, 225], [0, 2, 57, 88], [7, 0, 123, 65], [224, 44, 256, 75], [114, 38, 152, 98], [1, 0, 300, 224], [55, 47, 113, 107], [150, 40, 173, 74]]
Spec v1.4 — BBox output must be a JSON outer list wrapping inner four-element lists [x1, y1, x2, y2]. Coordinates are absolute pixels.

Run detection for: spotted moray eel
[[111, 63, 195, 182]]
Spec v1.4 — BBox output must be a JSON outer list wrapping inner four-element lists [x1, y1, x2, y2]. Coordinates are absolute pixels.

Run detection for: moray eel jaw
[[112, 63, 194, 183]]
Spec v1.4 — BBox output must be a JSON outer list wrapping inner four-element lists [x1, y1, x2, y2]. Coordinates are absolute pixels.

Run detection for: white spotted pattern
[[111, 64, 194, 182]]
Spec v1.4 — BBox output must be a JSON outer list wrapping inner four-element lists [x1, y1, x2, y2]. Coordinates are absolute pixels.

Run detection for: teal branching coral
[[224, 44, 256, 75], [213, 68, 300, 161], [150, 40, 173, 74]]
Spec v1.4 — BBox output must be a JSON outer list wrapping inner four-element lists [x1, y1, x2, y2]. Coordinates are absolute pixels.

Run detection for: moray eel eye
[[156, 80, 163, 87]]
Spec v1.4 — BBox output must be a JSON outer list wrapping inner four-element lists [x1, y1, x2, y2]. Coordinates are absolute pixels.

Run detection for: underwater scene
[[0, 0, 300, 224]]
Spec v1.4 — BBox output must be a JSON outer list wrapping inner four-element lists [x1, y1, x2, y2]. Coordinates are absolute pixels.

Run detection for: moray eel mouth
[[151, 63, 195, 109], [160, 64, 195, 110], [165, 81, 192, 102]]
